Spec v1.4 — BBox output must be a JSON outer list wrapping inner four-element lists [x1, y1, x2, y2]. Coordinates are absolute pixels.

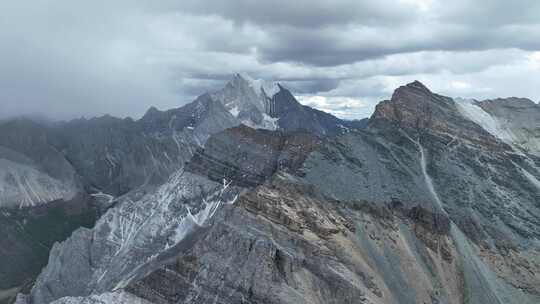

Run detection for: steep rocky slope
[[2, 75, 354, 303], [117, 82, 540, 304], [456, 97, 540, 156], [8, 79, 540, 304], [0, 119, 83, 209]]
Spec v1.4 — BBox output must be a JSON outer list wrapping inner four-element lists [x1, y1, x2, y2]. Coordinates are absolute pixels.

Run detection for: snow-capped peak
[[209, 74, 280, 131]]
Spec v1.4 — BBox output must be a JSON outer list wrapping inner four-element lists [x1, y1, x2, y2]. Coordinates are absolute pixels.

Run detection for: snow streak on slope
[[96, 170, 238, 290], [418, 142, 445, 211], [401, 131, 446, 213], [30, 170, 239, 303]]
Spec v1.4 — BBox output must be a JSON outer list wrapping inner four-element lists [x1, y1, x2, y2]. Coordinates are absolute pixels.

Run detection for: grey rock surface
[[29, 170, 240, 304]]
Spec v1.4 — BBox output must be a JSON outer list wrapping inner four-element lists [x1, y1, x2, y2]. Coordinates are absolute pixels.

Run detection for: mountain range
[[1, 74, 539, 304]]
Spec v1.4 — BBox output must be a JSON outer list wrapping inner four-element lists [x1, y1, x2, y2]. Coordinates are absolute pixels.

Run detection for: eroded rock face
[[371, 81, 509, 150], [126, 176, 465, 304], [29, 170, 240, 304], [186, 125, 321, 187]]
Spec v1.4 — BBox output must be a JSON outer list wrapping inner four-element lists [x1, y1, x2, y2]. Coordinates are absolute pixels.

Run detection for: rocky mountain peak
[[405, 80, 431, 92], [370, 81, 511, 150], [139, 106, 162, 124], [228, 73, 253, 91], [370, 81, 449, 129]]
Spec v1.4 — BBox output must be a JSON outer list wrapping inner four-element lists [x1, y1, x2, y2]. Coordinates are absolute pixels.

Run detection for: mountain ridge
[[3, 77, 540, 304]]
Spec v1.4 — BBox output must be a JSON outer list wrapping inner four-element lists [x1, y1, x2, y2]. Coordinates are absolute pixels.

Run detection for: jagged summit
[[405, 80, 431, 92], [232, 73, 281, 97], [372, 80, 446, 125], [370, 80, 511, 150], [209, 73, 355, 135]]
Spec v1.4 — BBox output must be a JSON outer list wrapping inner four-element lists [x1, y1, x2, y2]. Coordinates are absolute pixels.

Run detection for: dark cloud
[[0, 0, 538, 120], [438, 0, 540, 26]]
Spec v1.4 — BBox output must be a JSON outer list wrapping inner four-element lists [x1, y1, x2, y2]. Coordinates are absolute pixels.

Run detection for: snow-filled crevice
[[401, 131, 446, 214]]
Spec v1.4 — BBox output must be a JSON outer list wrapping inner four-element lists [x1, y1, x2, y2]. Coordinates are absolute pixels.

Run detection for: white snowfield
[[0, 158, 78, 208]]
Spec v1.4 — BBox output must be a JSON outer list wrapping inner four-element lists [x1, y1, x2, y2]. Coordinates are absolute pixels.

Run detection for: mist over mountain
[[2, 1, 540, 304]]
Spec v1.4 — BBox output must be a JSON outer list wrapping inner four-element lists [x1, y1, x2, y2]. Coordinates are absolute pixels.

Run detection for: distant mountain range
[[1, 75, 539, 304]]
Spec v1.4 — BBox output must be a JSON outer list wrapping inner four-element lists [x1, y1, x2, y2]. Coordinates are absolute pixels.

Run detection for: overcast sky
[[1, 0, 539, 120]]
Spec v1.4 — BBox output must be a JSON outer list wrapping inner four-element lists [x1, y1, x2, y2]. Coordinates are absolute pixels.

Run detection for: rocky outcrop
[[370, 81, 510, 150], [186, 125, 321, 187]]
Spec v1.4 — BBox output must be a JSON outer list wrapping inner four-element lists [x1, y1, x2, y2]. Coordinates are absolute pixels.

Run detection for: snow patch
[[229, 106, 240, 117], [455, 98, 517, 144], [261, 113, 279, 130]]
